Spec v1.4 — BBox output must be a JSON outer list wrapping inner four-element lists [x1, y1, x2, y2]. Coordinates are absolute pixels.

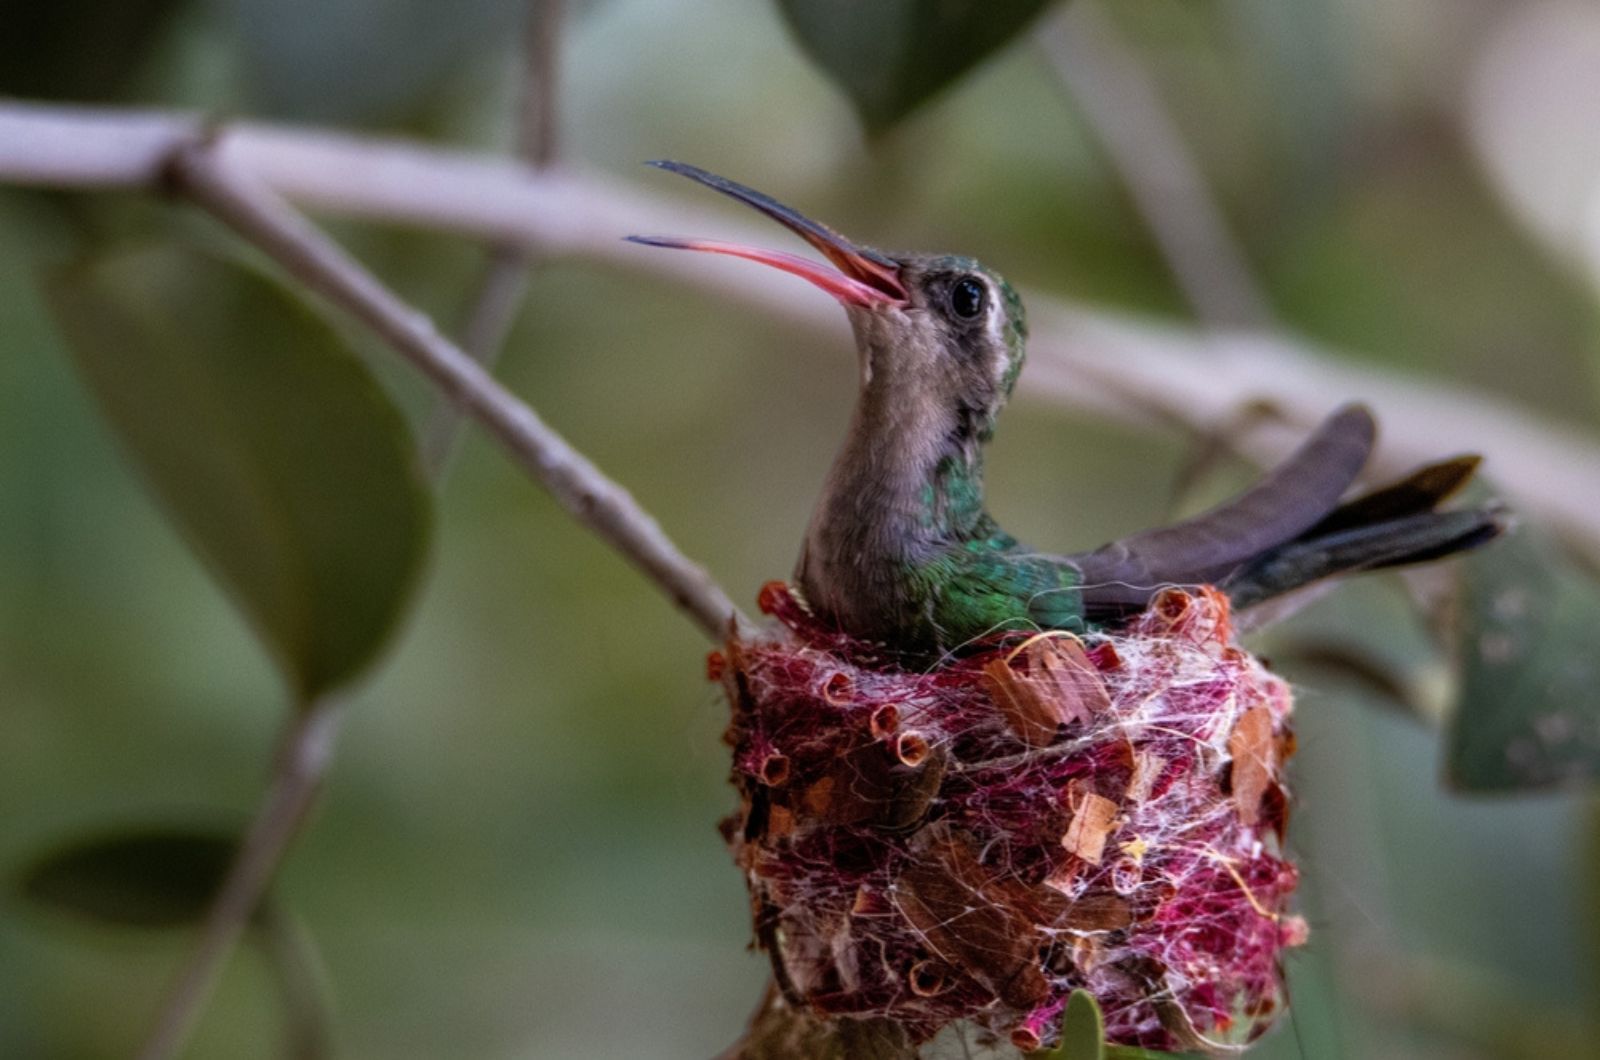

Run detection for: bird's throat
[[796, 382, 988, 639]]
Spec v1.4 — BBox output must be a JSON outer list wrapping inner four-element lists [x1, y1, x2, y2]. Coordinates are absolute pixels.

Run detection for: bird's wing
[[1066, 404, 1376, 620]]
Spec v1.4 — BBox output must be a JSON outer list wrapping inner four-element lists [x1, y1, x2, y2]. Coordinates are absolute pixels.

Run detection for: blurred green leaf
[[776, 0, 1055, 133], [1447, 529, 1600, 791], [233, 0, 525, 126], [0, 0, 185, 101], [47, 243, 432, 703], [19, 828, 237, 928]]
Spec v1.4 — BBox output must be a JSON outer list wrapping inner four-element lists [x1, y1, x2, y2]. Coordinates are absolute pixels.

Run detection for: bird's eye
[[949, 276, 987, 320]]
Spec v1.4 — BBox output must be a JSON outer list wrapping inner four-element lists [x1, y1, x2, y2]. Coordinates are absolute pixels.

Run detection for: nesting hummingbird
[[630, 161, 1507, 655]]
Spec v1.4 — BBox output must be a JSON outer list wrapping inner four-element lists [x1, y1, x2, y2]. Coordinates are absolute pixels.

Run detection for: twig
[[1038, 2, 1274, 328], [425, 244, 533, 475], [256, 902, 334, 1060], [518, 0, 562, 172], [138, 700, 342, 1060], [423, 0, 563, 474], [1, 101, 1598, 554], [165, 141, 746, 638], [138, 87, 742, 1048]]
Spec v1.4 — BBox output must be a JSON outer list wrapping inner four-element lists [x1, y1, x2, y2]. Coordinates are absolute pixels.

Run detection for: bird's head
[[629, 161, 1027, 447]]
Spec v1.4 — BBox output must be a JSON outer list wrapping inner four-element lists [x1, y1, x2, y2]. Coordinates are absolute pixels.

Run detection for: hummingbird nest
[[713, 583, 1305, 1055]]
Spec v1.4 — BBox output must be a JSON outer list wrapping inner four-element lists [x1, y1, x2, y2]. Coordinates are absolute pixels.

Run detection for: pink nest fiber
[[713, 583, 1305, 1053]]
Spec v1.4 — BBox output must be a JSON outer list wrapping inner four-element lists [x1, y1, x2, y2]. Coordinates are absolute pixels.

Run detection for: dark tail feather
[[1304, 454, 1480, 536], [1223, 504, 1511, 610]]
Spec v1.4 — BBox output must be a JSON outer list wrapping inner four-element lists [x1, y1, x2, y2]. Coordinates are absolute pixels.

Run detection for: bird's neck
[[796, 377, 990, 634], [831, 378, 989, 537]]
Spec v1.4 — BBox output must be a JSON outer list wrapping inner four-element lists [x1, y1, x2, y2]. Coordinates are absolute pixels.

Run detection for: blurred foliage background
[[2, 0, 1599, 1057]]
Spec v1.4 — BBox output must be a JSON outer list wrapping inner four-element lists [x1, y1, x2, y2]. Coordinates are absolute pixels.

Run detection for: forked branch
[[3, 100, 1595, 557], [167, 141, 747, 639]]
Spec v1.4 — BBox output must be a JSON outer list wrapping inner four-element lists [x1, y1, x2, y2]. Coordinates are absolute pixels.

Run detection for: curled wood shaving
[[1228, 706, 1276, 826], [1062, 787, 1120, 865], [1126, 751, 1167, 802], [983, 635, 1111, 747], [897, 830, 1049, 1008]]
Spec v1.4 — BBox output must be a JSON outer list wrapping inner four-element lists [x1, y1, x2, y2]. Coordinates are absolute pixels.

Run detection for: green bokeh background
[[2, 1, 1597, 1057]]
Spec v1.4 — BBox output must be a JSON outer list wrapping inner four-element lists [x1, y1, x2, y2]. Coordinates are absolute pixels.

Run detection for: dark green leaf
[[1104, 1048, 1194, 1059], [1447, 529, 1600, 790], [19, 828, 237, 928], [47, 244, 433, 702], [234, 0, 525, 126], [776, 0, 1055, 133], [0, 0, 186, 101]]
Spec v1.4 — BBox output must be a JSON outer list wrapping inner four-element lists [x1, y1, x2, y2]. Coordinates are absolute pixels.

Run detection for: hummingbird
[[630, 161, 1508, 655]]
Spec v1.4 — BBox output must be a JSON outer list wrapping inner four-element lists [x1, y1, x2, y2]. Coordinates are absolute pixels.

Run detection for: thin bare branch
[[136, 26, 576, 1043], [134, 96, 739, 1049], [257, 904, 334, 1060], [164, 141, 745, 638], [2, 101, 1598, 556], [138, 700, 341, 1060], [518, 0, 562, 169], [1038, 2, 1274, 327], [424, 0, 564, 474]]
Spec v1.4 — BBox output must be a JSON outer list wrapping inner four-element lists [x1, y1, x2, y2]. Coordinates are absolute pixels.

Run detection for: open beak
[[627, 160, 909, 308]]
